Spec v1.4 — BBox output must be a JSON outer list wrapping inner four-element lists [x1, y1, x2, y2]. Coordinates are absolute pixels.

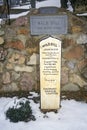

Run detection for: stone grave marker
[[40, 36, 61, 110]]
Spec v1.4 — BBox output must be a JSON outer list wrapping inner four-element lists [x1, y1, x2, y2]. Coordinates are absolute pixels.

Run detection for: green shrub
[[6, 100, 35, 122]]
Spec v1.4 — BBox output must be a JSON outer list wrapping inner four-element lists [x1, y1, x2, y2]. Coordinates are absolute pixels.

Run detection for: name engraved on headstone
[[40, 37, 61, 110], [30, 15, 68, 35]]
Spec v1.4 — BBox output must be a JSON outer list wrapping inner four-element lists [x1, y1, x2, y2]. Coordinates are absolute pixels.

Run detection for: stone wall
[[0, 8, 87, 93]]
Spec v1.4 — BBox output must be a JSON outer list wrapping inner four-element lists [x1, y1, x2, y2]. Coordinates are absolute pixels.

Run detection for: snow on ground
[[0, 92, 87, 130], [0, 0, 87, 23]]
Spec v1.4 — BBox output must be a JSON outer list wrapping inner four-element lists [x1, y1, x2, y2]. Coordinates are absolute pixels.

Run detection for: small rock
[[12, 72, 20, 80], [0, 30, 5, 36], [71, 26, 82, 33], [2, 72, 11, 84], [27, 53, 40, 65], [63, 45, 84, 60], [14, 65, 33, 72], [77, 34, 87, 44], [0, 37, 4, 45], [17, 34, 27, 46]]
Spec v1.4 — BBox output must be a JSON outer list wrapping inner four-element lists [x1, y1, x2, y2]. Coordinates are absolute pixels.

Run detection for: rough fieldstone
[[6, 63, 14, 70], [17, 34, 27, 46], [27, 53, 40, 65], [5, 28, 16, 41], [13, 16, 28, 26], [26, 47, 38, 55], [70, 74, 87, 87], [61, 67, 69, 85], [12, 72, 20, 80], [4, 40, 25, 50], [63, 45, 84, 60], [81, 67, 87, 80], [14, 65, 33, 72], [71, 26, 82, 33], [62, 83, 80, 91], [2, 72, 11, 84], [62, 38, 76, 48], [17, 28, 29, 35], [8, 52, 25, 65], [20, 73, 35, 91], [66, 60, 76, 70], [0, 37, 4, 45], [77, 34, 87, 44], [77, 59, 87, 72], [0, 30, 5, 36]]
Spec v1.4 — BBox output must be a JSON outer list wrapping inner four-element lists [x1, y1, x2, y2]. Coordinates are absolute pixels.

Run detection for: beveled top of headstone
[[39, 6, 58, 14]]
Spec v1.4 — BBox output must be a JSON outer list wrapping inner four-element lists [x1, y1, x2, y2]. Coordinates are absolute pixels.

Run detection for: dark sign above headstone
[[39, 7, 58, 14], [30, 15, 68, 35]]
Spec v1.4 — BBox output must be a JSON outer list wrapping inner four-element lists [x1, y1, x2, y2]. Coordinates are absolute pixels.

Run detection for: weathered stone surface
[[8, 52, 25, 65], [71, 26, 82, 33], [12, 72, 20, 80], [62, 83, 80, 91], [77, 34, 87, 44], [62, 38, 76, 48], [17, 28, 29, 35], [0, 47, 7, 61], [2, 72, 11, 84], [66, 60, 76, 70], [27, 53, 39, 65], [0, 30, 4, 36], [14, 65, 33, 72], [0, 37, 4, 45], [12, 16, 28, 26], [70, 74, 87, 87], [26, 47, 38, 55], [77, 59, 87, 71], [5, 28, 16, 41], [61, 67, 69, 85], [4, 40, 25, 50], [20, 73, 35, 91], [63, 46, 84, 60], [17, 34, 27, 46], [6, 63, 14, 70], [81, 67, 87, 80]]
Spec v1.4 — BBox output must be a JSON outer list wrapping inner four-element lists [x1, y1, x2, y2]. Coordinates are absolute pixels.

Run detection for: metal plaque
[[30, 15, 68, 35]]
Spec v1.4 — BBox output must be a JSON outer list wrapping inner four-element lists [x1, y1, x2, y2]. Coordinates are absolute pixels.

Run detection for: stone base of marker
[[40, 36, 61, 111]]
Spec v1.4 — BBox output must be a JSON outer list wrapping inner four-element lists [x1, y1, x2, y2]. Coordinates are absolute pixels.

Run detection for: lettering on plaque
[[30, 15, 68, 35], [40, 36, 61, 110]]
